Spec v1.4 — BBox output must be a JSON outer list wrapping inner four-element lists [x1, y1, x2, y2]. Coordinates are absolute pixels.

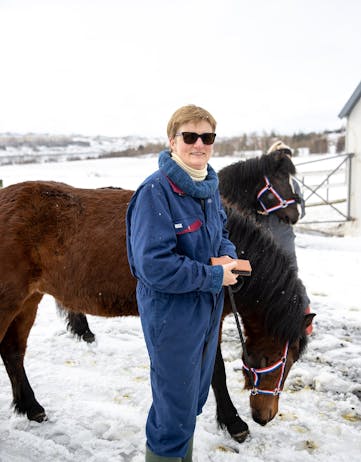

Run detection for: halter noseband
[[243, 342, 289, 396], [257, 176, 296, 215]]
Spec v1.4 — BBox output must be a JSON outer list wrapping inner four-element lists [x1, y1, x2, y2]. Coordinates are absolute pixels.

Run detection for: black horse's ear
[[272, 150, 296, 175]]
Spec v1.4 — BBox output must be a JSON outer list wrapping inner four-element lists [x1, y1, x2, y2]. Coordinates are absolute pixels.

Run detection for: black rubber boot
[[145, 445, 181, 461], [182, 436, 193, 462]]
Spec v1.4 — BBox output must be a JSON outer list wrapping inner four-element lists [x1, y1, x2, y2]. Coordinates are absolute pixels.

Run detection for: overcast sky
[[1, 0, 360, 138]]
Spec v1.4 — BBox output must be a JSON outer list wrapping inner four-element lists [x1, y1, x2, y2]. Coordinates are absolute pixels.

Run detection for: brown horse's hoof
[[231, 429, 250, 444], [82, 330, 96, 343]]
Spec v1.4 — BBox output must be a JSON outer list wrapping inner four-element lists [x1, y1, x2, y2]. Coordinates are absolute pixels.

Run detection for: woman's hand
[[222, 261, 239, 286]]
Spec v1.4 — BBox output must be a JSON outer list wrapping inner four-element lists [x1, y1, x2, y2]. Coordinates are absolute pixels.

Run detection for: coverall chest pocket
[[174, 216, 202, 235], [173, 215, 204, 258]]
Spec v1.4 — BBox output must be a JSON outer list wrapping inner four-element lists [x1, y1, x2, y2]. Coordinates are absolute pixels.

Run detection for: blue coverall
[[126, 150, 237, 458]]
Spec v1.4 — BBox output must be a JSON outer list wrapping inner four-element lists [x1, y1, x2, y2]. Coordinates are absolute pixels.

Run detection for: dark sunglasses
[[175, 132, 216, 145]]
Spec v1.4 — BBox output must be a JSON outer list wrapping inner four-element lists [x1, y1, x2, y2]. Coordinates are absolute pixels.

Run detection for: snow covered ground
[[0, 156, 360, 462]]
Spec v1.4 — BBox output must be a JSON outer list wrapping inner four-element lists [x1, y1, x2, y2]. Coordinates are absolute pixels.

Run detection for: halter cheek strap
[[243, 342, 289, 396], [257, 176, 296, 215]]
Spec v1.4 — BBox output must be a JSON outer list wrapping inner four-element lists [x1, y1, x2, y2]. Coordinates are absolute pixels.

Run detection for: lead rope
[[227, 282, 255, 389]]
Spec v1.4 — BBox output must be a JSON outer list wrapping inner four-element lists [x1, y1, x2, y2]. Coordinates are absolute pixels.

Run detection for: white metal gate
[[295, 153, 353, 225]]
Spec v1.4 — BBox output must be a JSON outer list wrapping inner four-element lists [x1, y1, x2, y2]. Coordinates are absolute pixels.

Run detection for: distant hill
[[0, 129, 345, 165]]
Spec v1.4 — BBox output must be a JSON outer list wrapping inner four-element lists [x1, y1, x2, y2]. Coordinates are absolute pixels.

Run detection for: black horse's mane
[[225, 206, 307, 349], [218, 152, 296, 212]]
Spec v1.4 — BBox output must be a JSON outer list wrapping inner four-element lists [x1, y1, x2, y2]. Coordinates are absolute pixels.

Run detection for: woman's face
[[169, 120, 214, 170]]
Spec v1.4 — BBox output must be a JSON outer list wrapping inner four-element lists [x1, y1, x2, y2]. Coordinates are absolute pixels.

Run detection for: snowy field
[[0, 155, 360, 462]]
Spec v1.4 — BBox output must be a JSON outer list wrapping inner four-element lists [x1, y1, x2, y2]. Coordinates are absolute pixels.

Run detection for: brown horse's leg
[[55, 300, 95, 343], [66, 311, 95, 343], [0, 293, 46, 422], [211, 343, 250, 443]]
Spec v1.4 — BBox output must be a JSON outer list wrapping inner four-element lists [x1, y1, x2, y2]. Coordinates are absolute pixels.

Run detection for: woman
[[126, 105, 239, 461]]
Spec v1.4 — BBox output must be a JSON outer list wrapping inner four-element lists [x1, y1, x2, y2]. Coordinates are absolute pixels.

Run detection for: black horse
[[218, 149, 300, 223]]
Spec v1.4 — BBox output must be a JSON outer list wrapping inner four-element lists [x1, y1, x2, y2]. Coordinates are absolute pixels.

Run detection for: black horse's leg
[[55, 300, 95, 343], [0, 294, 46, 422], [211, 344, 249, 443]]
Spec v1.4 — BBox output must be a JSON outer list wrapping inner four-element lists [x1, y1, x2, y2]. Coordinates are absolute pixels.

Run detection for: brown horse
[[0, 183, 135, 422], [0, 153, 312, 442]]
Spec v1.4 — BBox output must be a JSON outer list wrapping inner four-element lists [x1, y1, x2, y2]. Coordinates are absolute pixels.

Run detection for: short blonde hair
[[166, 105, 217, 139]]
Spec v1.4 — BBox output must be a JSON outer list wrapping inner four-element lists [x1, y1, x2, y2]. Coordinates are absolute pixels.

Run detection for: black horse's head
[[218, 150, 300, 224]]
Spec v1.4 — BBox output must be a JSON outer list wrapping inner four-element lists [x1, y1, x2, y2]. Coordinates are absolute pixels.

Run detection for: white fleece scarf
[[171, 152, 208, 182]]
